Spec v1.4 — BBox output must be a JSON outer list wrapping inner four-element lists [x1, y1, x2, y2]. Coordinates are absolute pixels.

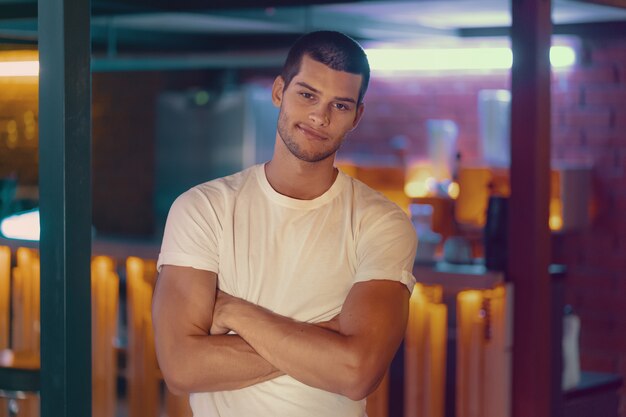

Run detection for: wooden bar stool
[[0, 247, 39, 417], [404, 283, 447, 417], [126, 257, 191, 417], [11, 248, 40, 357], [91, 256, 119, 417], [0, 247, 120, 417], [0, 246, 10, 350]]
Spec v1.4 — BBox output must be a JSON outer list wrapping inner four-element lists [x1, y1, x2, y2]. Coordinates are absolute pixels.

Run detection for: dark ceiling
[[1, 0, 626, 70]]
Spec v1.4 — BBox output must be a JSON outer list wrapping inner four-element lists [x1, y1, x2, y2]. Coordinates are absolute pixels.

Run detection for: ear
[[350, 103, 365, 131], [271, 76, 285, 108]]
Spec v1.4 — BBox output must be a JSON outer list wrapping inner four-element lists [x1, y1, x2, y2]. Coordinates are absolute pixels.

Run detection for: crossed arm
[[152, 264, 410, 400]]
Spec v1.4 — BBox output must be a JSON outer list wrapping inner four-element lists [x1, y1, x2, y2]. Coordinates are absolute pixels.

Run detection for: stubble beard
[[276, 108, 343, 163]]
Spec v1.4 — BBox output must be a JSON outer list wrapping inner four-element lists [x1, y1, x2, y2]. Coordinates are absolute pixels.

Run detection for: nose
[[308, 105, 330, 127]]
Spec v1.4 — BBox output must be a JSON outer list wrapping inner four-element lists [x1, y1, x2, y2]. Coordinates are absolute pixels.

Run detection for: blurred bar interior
[[0, 1, 625, 416]]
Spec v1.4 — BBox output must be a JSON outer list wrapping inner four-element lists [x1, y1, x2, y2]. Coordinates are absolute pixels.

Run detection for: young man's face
[[272, 55, 364, 163]]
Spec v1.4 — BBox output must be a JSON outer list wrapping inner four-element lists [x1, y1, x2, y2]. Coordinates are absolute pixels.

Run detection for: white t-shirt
[[157, 164, 417, 417]]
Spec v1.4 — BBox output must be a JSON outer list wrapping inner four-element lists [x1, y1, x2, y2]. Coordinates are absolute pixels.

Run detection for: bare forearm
[[159, 333, 282, 394], [211, 281, 409, 400], [153, 266, 283, 394], [223, 303, 369, 399]]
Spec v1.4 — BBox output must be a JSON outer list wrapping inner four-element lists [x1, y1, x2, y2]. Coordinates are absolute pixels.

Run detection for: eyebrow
[[295, 81, 357, 104]]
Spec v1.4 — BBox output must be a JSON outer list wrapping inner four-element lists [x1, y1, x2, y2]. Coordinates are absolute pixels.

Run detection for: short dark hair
[[281, 31, 370, 105]]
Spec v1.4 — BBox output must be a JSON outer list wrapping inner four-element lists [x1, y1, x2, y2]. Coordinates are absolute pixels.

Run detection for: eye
[[300, 92, 314, 100], [334, 103, 351, 111]]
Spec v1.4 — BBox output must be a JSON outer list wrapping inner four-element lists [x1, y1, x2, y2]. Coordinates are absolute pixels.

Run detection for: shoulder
[[343, 174, 410, 224], [182, 166, 257, 204], [169, 166, 258, 219], [341, 174, 416, 248], [194, 166, 256, 198]]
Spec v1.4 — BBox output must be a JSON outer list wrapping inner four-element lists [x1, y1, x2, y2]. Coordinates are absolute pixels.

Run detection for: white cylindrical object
[[426, 119, 458, 181], [478, 89, 511, 167], [562, 313, 581, 390]]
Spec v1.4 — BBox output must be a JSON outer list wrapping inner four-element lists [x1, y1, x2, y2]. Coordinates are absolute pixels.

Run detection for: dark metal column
[[509, 1, 553, 417], [38, 0, 92, 416]]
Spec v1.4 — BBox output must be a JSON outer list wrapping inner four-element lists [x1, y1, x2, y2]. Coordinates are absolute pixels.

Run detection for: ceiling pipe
[[91, 52, 285, 71], [106, 18, 117, 58]]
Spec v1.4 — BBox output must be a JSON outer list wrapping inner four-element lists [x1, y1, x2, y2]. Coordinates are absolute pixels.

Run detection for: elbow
[[165, 382, 187, 397], [341, 370, 380, 401], [343, 384, 371, 402], [157, 349, 195, 395], [340, 353, 385, 401], [155, 332, 207, 395], [160, 361, 191, 395]]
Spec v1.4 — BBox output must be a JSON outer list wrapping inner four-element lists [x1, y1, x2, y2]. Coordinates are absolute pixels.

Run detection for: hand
[[210, 289, 236, 335]]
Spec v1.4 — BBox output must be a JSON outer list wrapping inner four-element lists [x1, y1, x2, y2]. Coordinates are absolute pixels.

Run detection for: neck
[[265, 146, 338, 200]]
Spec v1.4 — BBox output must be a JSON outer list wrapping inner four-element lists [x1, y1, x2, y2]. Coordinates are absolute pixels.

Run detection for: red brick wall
[[551, 38, 626, 417], [348, 39, 626, 416], [345, 72, 509, 164]]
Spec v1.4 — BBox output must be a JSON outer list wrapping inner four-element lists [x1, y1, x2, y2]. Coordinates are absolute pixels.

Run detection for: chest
[[218, 202, 357, 321]]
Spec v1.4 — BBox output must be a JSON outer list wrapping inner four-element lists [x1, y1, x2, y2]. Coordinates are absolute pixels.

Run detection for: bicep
[[153, 265, 217, 345], [339, 280, 410, 365]]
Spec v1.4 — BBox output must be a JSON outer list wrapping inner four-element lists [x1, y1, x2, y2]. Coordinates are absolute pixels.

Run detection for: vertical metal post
[[38, 0, 92, 416], [509, 1, 553, 417]]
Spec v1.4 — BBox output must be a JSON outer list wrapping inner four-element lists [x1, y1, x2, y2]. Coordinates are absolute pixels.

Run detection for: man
[[152, 31, 417, 417]]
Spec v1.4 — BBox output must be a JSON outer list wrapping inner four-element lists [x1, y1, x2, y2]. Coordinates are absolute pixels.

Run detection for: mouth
[[297, 124, 328, 141]]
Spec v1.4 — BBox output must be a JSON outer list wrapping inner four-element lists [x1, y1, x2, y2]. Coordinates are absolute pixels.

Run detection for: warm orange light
[[454, 167, 493, 226], [405, 181, 429, 198], [549, 170, 564, 231], [550, 216, 564, 231], [405, 163, 436, 198], [447, 181, 460, 199]]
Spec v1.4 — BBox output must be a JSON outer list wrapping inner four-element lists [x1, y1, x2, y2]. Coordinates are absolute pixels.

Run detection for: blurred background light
[[0, 61, 39, 77], [0, 209, 40, 241], [194, 90, 210, 106], [550, 45, 577, 68], [366, 45, 575, 72], [367, 47, 513, 71]]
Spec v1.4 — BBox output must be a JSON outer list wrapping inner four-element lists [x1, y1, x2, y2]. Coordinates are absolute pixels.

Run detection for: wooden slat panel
[[0, 246, 10, 350]]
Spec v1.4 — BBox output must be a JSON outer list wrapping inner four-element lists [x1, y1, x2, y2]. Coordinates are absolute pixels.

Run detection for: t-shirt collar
[[255, 163, 346, 209]]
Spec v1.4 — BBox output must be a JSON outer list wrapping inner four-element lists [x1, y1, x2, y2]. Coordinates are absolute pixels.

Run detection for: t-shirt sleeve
[[156, 188, 221, 273], [354, 209, 417, 292]]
